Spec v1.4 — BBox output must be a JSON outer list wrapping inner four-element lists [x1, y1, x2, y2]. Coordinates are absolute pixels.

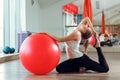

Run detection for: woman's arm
[[77, 17, 96, 34], [41, 31, 80, 42], [77, 17, 88, 28], [85, 17, 96, 34]]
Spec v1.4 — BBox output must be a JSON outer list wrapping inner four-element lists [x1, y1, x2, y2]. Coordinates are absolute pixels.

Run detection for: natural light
[[0, 0, 3, 49]]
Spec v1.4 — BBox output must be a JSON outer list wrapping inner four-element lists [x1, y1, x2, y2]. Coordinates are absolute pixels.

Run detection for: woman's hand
[[39, 32, 48, 35]]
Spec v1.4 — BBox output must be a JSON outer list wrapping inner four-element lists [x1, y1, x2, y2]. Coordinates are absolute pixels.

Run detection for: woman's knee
[[99, 67, 109, 73], [104, 67, 109, 72], [56, 64, 65, 73], [56, 65, 61, 73]]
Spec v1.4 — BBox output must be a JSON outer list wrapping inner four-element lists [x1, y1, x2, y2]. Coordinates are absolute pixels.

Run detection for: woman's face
[[79, 24, 93, 39]]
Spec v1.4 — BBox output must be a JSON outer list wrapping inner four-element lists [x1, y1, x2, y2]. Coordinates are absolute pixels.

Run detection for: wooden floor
[[0, 50, 120, 80]]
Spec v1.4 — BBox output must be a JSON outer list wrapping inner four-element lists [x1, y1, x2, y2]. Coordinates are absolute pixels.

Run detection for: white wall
[[25, 0, 75, 34], [25, 0, 42, 32]]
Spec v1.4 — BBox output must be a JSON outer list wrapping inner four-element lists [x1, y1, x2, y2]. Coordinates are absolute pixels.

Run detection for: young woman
[[42, 17, 109, 73]]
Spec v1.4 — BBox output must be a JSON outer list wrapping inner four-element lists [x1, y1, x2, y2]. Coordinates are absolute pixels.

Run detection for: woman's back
[[65, 39, 83, 59]]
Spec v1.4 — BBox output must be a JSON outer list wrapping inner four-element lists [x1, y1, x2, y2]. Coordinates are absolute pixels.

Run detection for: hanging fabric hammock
[[101, 11, 106, 34], [62, 3, 78, 24], [83, 0, 93, 22]]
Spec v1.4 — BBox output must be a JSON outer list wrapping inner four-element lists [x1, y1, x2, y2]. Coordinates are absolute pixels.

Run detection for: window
[[3, 0, 26, 52], [0, 0, 3, 49], [64, 13, 82, 35], [65, 13, 77, 26]]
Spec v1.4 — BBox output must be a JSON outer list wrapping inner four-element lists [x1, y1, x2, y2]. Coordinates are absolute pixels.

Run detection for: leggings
[[56, 47, 109, 73]]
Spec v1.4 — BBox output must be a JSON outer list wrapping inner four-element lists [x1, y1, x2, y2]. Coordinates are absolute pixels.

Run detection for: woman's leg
[[56, 47, 109, 73], [82, 37, 109, 72], [83, 47, 109, 72], [56, 59, 80, 73], [96, 47, 109, 69]]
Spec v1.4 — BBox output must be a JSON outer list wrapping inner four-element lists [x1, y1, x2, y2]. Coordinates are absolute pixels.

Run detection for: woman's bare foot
[[94, 39, 100, 48], [79, 67, 86, 73], [93, 34, 100, 48]]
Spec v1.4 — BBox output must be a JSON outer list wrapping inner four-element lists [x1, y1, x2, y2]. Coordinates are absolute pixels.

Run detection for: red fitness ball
[[19, 33, 60, 75], [89, 35, 95, 46]]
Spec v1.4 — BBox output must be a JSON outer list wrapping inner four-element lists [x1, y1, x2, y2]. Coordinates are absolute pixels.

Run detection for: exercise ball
[[3, 46, 10, 54], [10, 48, 15, 53], [19, 33, 60, 75], [89, 35, 95, 46]]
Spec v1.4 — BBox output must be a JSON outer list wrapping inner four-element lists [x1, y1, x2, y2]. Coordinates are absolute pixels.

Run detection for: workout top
[[65, 39, 83, 59]]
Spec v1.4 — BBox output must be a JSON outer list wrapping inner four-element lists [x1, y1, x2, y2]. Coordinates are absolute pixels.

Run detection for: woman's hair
[[81, 29, 92, 39]]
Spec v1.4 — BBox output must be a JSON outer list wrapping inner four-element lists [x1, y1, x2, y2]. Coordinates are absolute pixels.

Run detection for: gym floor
[[0, 50, 120, 80]]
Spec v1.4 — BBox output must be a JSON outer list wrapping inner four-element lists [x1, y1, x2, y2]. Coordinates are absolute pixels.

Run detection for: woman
[[42, 17, 109, 73]]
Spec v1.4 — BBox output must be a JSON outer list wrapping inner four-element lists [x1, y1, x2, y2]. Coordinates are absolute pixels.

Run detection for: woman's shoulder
[[72, 30, 81, 40], [74, 30, 81, 36]]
